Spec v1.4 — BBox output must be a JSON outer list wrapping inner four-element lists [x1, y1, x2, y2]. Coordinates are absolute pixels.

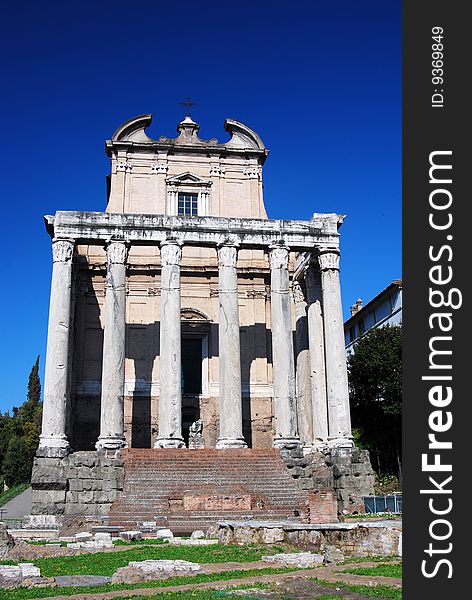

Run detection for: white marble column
[[305, 264, 329, 448], [318, 250, 353, 447], [96, 241, 128, 450], [292, 281, 313, 449], [269, 245, 301, 451], [215, 244, 247, 449], [155, 240, 185, 448], [38, 239, 75, 457]]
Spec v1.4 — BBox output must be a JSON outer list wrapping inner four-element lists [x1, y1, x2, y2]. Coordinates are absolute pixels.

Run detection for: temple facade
[[31, 114, 372, 522]]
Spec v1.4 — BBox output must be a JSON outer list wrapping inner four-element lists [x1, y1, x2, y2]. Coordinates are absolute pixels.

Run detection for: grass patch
[[108, 589, 269, 600], [0, 483, 29, 507], [0, 566, 294, 600], [310, 578, 402, 599], [342, 555, 400, 564], [30, 544, 283, 577], [342, 563, 402, 578]]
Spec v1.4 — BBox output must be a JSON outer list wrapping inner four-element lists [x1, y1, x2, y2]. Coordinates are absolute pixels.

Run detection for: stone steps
[[109, 448, 311, 533]]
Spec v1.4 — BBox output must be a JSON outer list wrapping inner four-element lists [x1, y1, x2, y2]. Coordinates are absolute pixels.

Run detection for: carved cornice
[[160, 241, 182, 266], [318, 251, 340, 272], [151, 161, 168, 174], [116, 160, 132, 172], [210, 165, 225, 177], [243, 167, 260, 179], [246, 289, 267, 299], [106, 241, 129, 265], [52, 239, 74, 263]]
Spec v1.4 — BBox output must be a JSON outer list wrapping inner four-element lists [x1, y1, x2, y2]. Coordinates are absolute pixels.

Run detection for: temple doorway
[[181, 336, 204, 445]]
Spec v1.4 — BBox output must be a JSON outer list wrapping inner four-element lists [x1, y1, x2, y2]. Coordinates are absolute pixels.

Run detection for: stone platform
[[217, 519, 402, 557], [108, 448, 313, 533]]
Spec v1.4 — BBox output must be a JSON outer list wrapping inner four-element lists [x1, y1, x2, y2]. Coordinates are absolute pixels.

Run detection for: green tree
[[2, 435, 32, 487], [20, 355, 42, 425], [0, 356, 43, 486], [347, 325, 402, 483]]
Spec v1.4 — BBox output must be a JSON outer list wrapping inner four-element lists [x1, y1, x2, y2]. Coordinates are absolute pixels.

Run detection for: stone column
[[292, 281, 313, 449], [305, 264, 329, 448], [215, 244, 247, 449], [318, 250, 353, 447], [269, 245, 301, 451], [155, 240, 185, 448], [96, 241, 129, 450], [38, 239, 75, 457]]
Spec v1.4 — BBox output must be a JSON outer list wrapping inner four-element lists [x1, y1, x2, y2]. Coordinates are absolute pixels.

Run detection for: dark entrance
[[181, 337, 203, 445]]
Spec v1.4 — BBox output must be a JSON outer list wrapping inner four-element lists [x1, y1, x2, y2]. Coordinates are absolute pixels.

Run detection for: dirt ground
[[35, 560, 402, 600]]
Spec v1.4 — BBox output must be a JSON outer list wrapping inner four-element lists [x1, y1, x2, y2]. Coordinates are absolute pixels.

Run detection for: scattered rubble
[[156, 528, 174, 540], [261, 552, 324, 568], [119, 530, 143, 541], [190, 529, 205, 539], [111, 559, 201, 584], [323, 545, 345, 564]]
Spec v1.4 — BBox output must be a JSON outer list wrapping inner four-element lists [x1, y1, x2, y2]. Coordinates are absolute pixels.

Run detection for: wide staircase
[[109, 448, 311, 534]]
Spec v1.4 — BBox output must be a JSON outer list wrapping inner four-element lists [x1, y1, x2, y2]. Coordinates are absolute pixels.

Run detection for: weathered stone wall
[[283, 448, 375, 515], [217, 521, 402, 557], [31, 452, 123, 516]]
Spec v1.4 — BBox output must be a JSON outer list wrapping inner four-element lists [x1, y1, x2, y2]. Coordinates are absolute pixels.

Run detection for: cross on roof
[[179, 96, 198, 118]]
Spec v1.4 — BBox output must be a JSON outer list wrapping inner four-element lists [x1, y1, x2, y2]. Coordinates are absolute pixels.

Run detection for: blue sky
[[0, 1, 401, 412]]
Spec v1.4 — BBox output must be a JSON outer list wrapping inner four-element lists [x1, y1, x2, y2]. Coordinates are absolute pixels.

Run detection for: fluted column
[[318, 250, 353, 447], [216, 243, 247, 449], [269, 245, 301, 451], [38, 239, 75, 457], [305, 264, 329, 448], [155, 240, 185, 448], [96, 241, 128, 450], [292, 281, 313, 449]]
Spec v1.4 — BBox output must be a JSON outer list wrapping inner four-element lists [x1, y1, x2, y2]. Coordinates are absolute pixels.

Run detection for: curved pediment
[[108, 114, 267, 154], [181, 307, 212, 322], [111, 114, 153, 142], [223, 118, 266, 151]]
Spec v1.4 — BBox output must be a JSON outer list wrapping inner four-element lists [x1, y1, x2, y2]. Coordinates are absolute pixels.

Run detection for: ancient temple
[[31, 114, 374, 527]]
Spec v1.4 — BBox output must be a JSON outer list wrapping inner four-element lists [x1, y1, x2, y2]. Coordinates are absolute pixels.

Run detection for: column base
[[37, 435, 70, 458], [96, 436, 127, 451], [154, 437, 186, 449], [328, 436, 355, 449], [311, 440, 330, 452], [215, 437, 248, 449], [273, 436, 302, 451]]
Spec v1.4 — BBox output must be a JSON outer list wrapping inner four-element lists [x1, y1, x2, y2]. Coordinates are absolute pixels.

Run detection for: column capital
[[51, 239, 74, 263], [318, 250, 340, 272], [269, 244, 290, 270], [160, 240, 182, 266], [105, 240, 129, 264], [217, 244, 239, 268]]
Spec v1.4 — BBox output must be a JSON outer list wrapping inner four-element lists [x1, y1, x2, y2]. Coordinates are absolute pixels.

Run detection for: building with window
[[344, 279, 402, 353], [31, 113, 374, 525]]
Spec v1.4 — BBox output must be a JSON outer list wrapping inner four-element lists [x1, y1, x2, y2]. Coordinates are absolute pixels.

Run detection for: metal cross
[[179, 96, 198, 117]]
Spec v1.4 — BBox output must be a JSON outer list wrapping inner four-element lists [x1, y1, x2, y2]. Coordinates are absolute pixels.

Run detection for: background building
[[344, 279, 402, 353]]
